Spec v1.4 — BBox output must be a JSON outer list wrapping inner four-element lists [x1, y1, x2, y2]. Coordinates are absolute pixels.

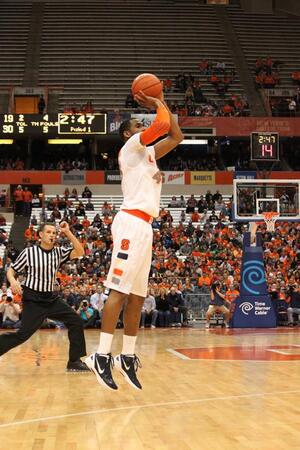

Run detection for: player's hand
[[10, 280, 23, 295], [134, 91, 163, 110], [59, 221, 70, 234]]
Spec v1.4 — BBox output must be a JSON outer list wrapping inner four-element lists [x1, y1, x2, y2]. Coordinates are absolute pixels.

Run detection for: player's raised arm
[[134, 91, 183, 160], [134, 91, 170, 146]]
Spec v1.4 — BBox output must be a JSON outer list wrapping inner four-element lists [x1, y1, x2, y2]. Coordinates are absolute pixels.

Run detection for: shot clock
[[0, 113, 106, 136], [250, 132, 279, 161]]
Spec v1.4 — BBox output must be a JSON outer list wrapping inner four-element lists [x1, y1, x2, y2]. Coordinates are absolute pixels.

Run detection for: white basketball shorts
[[104, 211, 153, 298]]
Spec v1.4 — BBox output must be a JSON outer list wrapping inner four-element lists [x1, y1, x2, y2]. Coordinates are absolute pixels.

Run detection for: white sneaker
[[225, 323, 230, 329], [85, 353, 118, 390], [151, 325, 156, 329], [114, 354, 142, 390], [140, 326, 144, 329], [205, 323, 210, 329]]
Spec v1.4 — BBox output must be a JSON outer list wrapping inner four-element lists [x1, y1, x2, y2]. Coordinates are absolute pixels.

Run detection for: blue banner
[[107, 112, 131, 134], [232, 232, 277, 328], [232, 295, 276, 328], [234, 171, 257, 179]]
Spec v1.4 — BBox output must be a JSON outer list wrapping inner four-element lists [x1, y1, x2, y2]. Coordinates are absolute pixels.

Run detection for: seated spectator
[[70, 188, 78, 199], [51, 208, 62, 220], [101, 201, 111, 216], [155, 288, 171, 327], [82, 186, 92, 198], [30, 215, 38, 226], [0, 189, 7, 207], [178, 195, 186, 207], [185, 86, 194, 104], [24, 225, 37, 242], [85, 199, 95, 211], [125, 93, 138, 108], [90, 286, 107, 318], [168, 196, 179, 207], [167, 285, 188, 327], [164, 77, 172, 92], [0, 295, 21, 329], [77, 299, 98, 328], [0, 214, 6, 226], [31, 194, 41, 208], [186, 194, 197, 213], [75, 202, 85, 217], [140, 291, 158, 328], [82, 216, 91, 229], [209, 210, 218, 222], [191, 211, 200, 222], [205, 282, 230, 329], [291, 71, 300, 86], [287, 285, 300, 326]]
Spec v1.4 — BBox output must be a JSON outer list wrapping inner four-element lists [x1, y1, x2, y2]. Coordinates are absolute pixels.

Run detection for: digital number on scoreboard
[[250, 132, 279, 161], [0, 114, 106, 136]]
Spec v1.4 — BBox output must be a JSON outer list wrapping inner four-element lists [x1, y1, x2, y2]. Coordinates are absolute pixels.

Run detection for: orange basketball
[[131, 73, 163, 98]]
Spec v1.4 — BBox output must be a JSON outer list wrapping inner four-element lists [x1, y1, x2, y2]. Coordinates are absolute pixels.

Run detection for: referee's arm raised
[[59, 222, 85, 259]]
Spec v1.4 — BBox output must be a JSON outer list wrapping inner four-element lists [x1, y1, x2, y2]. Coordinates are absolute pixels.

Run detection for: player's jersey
[[118, 133, 162, 218]]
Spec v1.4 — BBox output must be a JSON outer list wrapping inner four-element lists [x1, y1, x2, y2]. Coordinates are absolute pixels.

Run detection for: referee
[[0, 221, 89, 372]]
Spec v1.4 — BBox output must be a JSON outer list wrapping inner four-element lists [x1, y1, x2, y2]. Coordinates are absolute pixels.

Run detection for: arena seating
[[0, 2, 31, 87], [39, 0, 244, 110], [0, 223, 12, 260], [30, 194, 233, 227], [228, 5, 300, 90]]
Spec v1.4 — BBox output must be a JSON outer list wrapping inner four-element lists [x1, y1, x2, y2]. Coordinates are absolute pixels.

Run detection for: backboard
[[233, 179, 300, 222]]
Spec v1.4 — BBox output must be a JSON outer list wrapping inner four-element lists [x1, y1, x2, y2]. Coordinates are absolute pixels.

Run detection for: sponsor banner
[[215, 171, 234, 184], [108, 111, 131, 134], [234, 171, 257, 179], [184, 171, 191, 185], [105, 170, 122, 184], [161, 171, 185, 184], [0, 171, 61, 185], [269, 171, 300, 180], [131, 114, 178, 128], [178, 117, 300, 137], [232, 295, 276, 328], [86, 171, 105, 184], [61, 171, 86, 185], [267, 88, 296, 97], [190, 171, 215, 185], [14, 87, 45, 96]]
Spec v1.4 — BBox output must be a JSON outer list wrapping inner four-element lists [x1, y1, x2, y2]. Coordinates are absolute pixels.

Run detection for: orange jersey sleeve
[[140, 105, 170, 146]]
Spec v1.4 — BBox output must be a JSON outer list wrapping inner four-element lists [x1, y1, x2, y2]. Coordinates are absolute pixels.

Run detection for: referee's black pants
[[0, 296, 86, 362]]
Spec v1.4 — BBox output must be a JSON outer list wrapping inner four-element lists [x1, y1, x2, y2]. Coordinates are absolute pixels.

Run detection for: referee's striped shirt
[[11, 245, 73, 292]]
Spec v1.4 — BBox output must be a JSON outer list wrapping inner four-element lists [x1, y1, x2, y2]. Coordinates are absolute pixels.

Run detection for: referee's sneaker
[[0, 221, 89, 372]]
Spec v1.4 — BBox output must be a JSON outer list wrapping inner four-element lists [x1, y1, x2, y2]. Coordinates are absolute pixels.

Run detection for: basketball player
[[86, 91, 183, 390], [0, 222, 89, 372]]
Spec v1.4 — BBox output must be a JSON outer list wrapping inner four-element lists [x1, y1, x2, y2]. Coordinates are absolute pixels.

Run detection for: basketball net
[[262, 212, 279, 232]]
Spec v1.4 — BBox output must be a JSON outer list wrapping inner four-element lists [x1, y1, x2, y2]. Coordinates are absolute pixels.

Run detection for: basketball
[[131, 73, 163, 98]]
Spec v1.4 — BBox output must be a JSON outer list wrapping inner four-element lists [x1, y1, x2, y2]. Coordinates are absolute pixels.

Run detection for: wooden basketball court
[[0, 327, 300, 450]]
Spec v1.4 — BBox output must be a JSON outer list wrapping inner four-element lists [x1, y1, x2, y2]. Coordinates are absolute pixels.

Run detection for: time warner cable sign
[[232, 232, 276, 328]]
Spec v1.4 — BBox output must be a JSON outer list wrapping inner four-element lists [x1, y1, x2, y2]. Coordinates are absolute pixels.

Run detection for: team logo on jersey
[[153, 170, 162, 184]]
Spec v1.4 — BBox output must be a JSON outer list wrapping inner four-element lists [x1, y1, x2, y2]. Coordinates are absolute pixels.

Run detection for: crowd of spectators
[[2, 186, 299, 330], [165, 68, 249, 117], [63, 101, 94, 114], [254, 56, 282, 89], [0, 158, 25, 171]]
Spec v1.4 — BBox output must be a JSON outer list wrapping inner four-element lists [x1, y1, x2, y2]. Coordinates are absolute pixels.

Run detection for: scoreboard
[[250, 132, 279, 161], [0, 113, 107, 136]]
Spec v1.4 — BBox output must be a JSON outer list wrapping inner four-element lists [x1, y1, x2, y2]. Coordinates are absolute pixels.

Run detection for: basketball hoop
[[262, 212, 279, 232]]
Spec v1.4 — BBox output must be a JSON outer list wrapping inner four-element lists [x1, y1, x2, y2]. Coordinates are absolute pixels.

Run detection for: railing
[[184, 291, 211, 321]]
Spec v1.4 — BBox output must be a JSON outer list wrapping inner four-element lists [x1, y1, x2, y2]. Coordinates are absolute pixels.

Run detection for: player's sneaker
[[114, 354, 142, 390], [85, 353, 118, 390]]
